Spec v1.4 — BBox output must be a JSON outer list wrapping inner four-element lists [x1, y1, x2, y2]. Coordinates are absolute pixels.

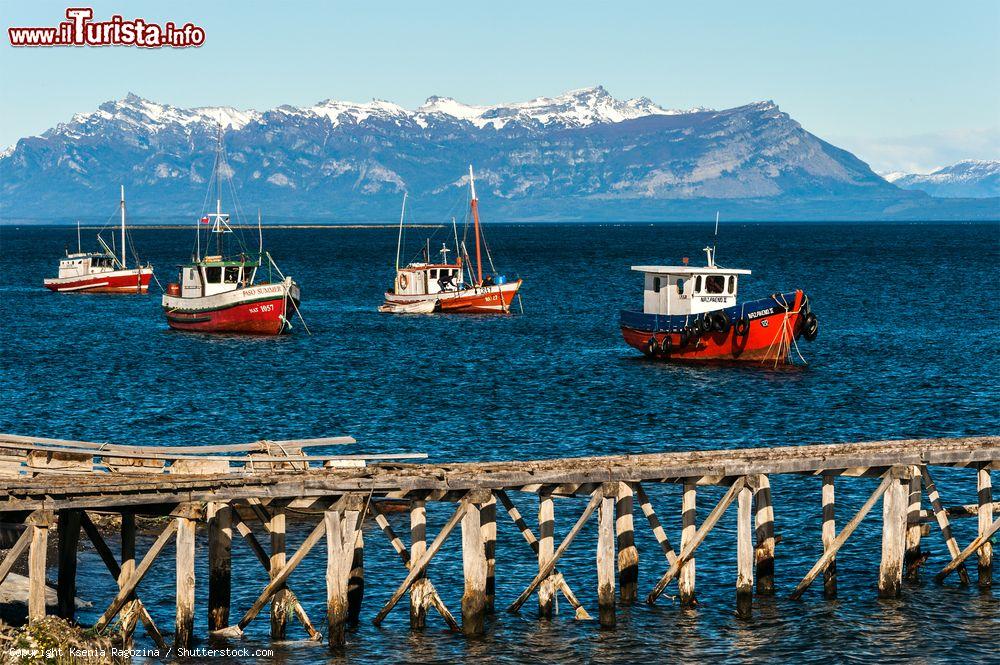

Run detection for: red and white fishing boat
[[43, 187, 153, 294], [162, 139, 303, 335], [620, 241, 818, 364], [381, 166, 522, 313]]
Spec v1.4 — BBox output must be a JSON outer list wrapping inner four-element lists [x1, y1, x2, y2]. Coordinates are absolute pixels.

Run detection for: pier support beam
[[175, 507, 198, 649], [879, 470, 909, 599], [348, 529, 364, 630], [538, 491, 556, 618], [597, 484, 617, 629], [904, 472, 924, 580], [822, 475, 837, 598], [920, 466, 971, 585], [28, 511, 53, 624], [616, 483, 639, 603], [482, 496, 496, 614], [269, 508, 290, 639], [679, 481, 697, 606], [57, 509, 81, 621], [120, 513, 139, 644], [977, 463, 993, 588], [736, 480, 754, 618], [207, 502, 232, 632], [461, 494, 488, 635], [753, 475, 775, 595], [409, 499, 429, 629], [326, 501, 362, 648]]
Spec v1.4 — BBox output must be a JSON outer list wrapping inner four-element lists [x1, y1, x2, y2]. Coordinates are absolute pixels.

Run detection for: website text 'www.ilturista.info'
[[8, 7, 205, 48]]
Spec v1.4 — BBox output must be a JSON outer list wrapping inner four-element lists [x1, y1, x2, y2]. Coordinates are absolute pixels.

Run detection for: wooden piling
[[207, 502, 232, 632], [57, 509, 81, 620], [616, 482, 639, 603], [753, 475, 775, 595], [920, 466, 971, 585], [597, 484, 616, 629], [325, 510, 349, 648], [904, 472, 923, 581], [27, 511, 52, 624], [461, 497, 488, 635], [175, 509, 197, 649], [409, 499, 429, 629], [822, 475, 837, 598], [481, 496, 497, 614], [977, 463, 993, 588], [348, 529, 364, 629], [736, 481, 754, 618], [879, 470, 908, 599], [119, 512, 139, 643], [269, 508, 290, 639], [538, 491, 556, 618], [679, 481, 697, 606]]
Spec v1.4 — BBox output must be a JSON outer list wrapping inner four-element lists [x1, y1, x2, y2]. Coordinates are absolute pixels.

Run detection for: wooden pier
[[0, 433, 996, 650]]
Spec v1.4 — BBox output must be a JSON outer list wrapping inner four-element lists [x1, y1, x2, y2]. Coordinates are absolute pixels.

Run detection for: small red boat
[[162, 140, 302, 336], [43, 187, 153, 294], [381, 166, 522, 314], [620, 246, 818, 364]]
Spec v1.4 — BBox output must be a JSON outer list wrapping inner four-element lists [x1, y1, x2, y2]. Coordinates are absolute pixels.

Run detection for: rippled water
[[1, 222, 997, 663]]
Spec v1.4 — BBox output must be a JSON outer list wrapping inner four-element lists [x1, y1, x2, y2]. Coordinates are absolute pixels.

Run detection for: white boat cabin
[[57, 252, 120, 279], [178, 256, 258, 298], [632, 249, 750, 316], [394, 262, 464, 296]]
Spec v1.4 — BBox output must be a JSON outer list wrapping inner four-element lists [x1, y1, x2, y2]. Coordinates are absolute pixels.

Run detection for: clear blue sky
[[2, 0, 997, 173]]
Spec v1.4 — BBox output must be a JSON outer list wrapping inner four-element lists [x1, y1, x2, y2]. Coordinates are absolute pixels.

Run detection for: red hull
[[44, 271, 152, 294], [622, 291, 807, 364], [164, 296, 291, 335]]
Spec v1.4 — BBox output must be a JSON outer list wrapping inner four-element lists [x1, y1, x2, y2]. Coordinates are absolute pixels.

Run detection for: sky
[[1, 0, 997, 174]]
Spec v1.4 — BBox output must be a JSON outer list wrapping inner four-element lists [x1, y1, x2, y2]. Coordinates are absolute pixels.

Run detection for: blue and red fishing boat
[[619, 244, 818, 364]]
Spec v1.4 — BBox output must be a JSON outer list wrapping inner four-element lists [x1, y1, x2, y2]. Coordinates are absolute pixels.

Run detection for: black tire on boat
[[679, 327, 691, 347], [646, 337, 658, 355], [735, 317, 750, 337], [659, 335, 672, 354], [714, 311, 731, 334], [803, 313, 819, 341], [693, 318, 706, 336]]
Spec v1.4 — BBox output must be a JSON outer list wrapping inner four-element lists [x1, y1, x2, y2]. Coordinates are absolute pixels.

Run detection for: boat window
[[242, 266, 254, 282], [653, 277, 661, 293], [677, 278, 685, 294], [430, 269, 438, 279], [694, 275, 702, 293], [205, 266, 222, 283], [224, 267, 240, 283], [705, 275, 725, 294], [728, 276, 735, 294]]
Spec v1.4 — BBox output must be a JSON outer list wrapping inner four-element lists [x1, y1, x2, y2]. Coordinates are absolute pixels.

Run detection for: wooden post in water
[[207, 502, 232, 632], [481, 495, 497, 613], [120, 512, 139, 644], [269, 508, 290, 639], [616, 482, 639, 603], [904, 472, 923, 581], [409, 499, 429, 629], [879, 470, 908, 598], [27, 511, 52, 624], [348, 529, 364, 629], [57, 509, 81, 620], [175, 507, 197, 649], [736, 480, 754, 618], [977, 463, 993, 588], [822, 475, 837, 598], [538, 490, 556, 617], [461, 493, 488, 635], [753, 475, 775, 595], [597, 483, 617, 629], [679, 481, 697, 606], [325, 509, 348, 648]]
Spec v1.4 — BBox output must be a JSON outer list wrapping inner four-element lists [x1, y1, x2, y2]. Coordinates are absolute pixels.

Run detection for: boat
[[381, 166, 522, 313], [619, 243, 818, 364], [377, 300, 438, 314], [161, 138, 302, 335], [43, 187, 154, 294]]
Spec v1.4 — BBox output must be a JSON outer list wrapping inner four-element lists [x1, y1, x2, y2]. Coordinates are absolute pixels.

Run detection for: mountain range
[[1, 86, 996, 222], [884, 160, 999, 199]]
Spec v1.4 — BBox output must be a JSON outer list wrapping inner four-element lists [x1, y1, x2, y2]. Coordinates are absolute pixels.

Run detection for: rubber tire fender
[[714, 311, 731, 334], [735, 317, 750, 337]]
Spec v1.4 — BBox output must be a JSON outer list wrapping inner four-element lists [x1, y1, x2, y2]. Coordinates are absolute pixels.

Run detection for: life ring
[[398, 273, 409, 290], [735, 317, 750, 337]]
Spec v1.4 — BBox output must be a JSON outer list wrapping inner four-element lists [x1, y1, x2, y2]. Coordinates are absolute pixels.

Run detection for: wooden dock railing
[[0, 434, 995, 649]]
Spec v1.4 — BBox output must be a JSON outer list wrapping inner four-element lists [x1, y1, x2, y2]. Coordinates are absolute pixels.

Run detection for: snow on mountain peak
[[62, 93, 258, 136]]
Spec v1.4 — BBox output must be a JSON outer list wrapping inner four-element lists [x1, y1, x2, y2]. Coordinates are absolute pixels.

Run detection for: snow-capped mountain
[[885, 160, 1000, 198], [1, 86, 982, 221]]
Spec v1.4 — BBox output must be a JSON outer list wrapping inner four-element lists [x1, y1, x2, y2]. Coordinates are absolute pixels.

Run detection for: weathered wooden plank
[[269, 508, 290, 639], [0, 525, 33, 586], [935, 515, 1000, 583], [207, 502, 232, 632], [904, 472, 924, 581], [597, 488, 616, 629], [753, 475, 775, 595], [634, 482, 678, 565], [879, 473, 908, 598], [977, 464, 993, 588], [822, 475, 837, 598], [175, 512, 197, 649], [409, 499, 429, 629], [616, 482, 638, 604], [679, 482, 697, 605], [736, 481, 754, 618], [481, 495, 496, 614], [28, 524, 48, 623], [919, 466, 971, 585], [537, 491, 555, 618], [56, 510, 81, 620], [461, 501, 487, 635]]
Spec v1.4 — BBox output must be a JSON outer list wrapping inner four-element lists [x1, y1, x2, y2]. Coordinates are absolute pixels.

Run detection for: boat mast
[[120, 185, 127, 268], [76, 220, 81, 254], [469, 165, 483, 286], [258, 208, 263, 255], [395, 192, 407, 271]]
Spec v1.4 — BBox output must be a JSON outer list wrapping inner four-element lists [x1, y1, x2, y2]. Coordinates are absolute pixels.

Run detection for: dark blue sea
[[1, 222, 998, 663]]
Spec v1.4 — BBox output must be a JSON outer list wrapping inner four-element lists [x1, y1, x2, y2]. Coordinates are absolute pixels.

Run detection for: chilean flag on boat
[[200, 216, 210, 224]]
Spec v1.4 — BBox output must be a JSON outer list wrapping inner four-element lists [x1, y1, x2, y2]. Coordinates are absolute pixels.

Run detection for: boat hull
[[162, 280, 300, 335], [43, 268, 153, 294], [383, 280, 521, 313], [620, 290, 809, 364]]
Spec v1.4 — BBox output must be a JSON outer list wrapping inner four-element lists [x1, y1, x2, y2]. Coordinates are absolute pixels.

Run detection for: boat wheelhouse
[[43, 187, 154, 294], [620, 245, 818, 364]]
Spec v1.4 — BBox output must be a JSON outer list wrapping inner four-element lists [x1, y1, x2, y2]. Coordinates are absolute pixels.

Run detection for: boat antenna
[[76, 220, 81, 254], [704, 210, 720, 268], [395, 192, 407, 271], [120, 185, 127, 268], [257, 208, 263, 255], [469, 165, 483, 285], [452, 216, 459, 265]]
